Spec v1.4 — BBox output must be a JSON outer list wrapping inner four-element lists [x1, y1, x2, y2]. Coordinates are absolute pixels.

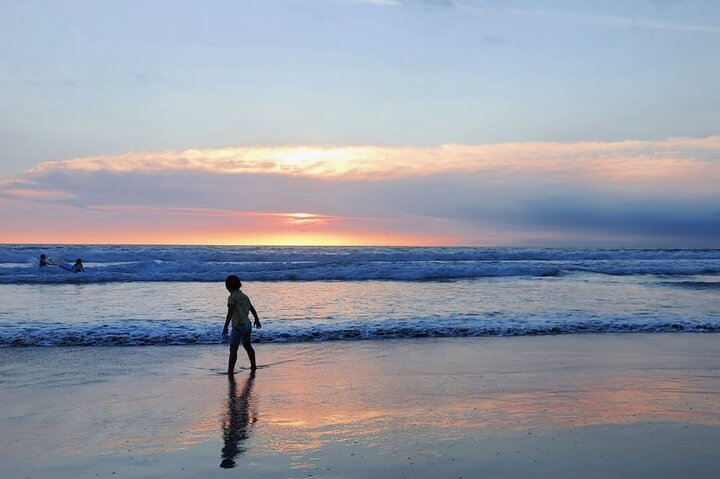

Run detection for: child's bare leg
[[228, 343, 239, 375], [242, 336, 257, 370]]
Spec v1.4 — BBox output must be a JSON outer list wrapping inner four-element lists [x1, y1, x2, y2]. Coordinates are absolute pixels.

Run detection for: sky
[[1, 0, 719, 246]]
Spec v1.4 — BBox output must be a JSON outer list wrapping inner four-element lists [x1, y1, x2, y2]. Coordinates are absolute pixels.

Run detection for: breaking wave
[[3, 245, 720, 284], [2, 315, 719, 347]]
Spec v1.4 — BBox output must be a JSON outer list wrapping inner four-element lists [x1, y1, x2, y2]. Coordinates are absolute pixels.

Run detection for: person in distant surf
[[71, 258, 84, 273], [39, 254, 48, 268], [222, 275, 261, 374]]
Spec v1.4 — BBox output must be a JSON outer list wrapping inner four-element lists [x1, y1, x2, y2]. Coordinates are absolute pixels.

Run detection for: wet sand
[[1, 334, 720, 478]]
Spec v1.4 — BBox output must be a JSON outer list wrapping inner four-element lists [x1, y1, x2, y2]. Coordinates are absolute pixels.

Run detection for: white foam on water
[[2, 314, 719, 347], [3, 245, 720, 284]]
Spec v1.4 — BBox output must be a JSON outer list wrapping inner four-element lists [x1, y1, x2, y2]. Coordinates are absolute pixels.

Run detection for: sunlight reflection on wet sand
[[1, 335, 719, 478]]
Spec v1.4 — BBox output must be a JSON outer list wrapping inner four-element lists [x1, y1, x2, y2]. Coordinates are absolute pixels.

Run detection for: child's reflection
[[220, 371, 257, 468]]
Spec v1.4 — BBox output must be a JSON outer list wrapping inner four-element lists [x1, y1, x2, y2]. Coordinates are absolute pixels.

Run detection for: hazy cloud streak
[[351, 1, 720, 34]]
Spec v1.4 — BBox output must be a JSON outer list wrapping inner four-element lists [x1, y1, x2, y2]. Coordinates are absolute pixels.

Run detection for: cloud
[[351, 0, 401, 5], [506, 7, 720, 34], [513, 194, 720, 243], [350, 1, 720, 34], [2, 188, 76, 200], [3, 136, 720, 246], [23, 136, 720, 186]]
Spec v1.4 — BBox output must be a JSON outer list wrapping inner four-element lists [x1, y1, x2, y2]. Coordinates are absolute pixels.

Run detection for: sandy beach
[[1, 334, 719, 478]]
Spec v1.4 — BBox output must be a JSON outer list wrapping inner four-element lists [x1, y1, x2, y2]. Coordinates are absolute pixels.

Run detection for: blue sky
[[3, 0, 719, 170], [1, 0, 719, 246]]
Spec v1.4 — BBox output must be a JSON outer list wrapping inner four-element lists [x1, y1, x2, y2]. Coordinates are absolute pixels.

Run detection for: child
[[222, 275, 261, 374]]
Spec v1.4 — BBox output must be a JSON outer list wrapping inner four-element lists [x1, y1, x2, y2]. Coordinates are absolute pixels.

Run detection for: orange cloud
[[23, 136, 720, 186]]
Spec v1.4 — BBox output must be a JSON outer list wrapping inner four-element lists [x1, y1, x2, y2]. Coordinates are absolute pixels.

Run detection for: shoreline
[[3, 328, 720, 348], [2, 334, 720, 478]]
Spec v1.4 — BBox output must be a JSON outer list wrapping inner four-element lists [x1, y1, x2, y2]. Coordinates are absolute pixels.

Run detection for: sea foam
[[3, 245, 720, 284]]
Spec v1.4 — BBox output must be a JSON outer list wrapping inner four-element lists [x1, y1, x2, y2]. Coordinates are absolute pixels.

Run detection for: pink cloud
[[2, 188, 77, 200], [0, 201, 468, 246], [21, 136, 720, 188]]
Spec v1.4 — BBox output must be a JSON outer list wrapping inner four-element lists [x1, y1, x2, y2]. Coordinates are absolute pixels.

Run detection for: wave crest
[[2, 316, 718, 347]]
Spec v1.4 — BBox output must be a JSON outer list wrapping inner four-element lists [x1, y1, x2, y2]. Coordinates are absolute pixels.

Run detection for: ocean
[[1, 245, 719, 347]]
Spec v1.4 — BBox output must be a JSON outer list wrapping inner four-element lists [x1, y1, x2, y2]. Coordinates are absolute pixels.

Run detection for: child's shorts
[[230, 322, 252, 346]]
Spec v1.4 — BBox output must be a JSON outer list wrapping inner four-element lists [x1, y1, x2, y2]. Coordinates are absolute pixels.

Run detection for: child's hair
[[225, 275, 242, 291]]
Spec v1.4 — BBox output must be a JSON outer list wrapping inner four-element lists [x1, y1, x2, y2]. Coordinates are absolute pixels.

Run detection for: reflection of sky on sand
[[60, 338, 712, 461], [2, 336, 720, 476], [250, 375, 720, 457], [215, 337, 720, 462]]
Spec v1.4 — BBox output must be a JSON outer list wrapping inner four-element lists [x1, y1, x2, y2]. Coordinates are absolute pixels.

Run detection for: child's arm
[[249, 304, 261, 328], [222, 305, 234, 338]]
